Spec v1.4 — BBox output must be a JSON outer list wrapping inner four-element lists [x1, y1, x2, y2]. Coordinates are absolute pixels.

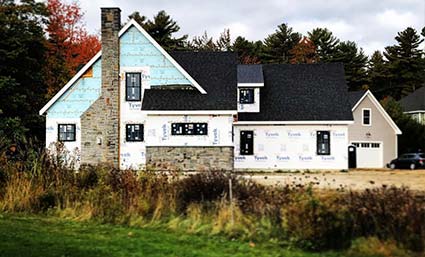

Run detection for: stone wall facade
[[80, 8, 121, 167], [146, 146, 234, 171]]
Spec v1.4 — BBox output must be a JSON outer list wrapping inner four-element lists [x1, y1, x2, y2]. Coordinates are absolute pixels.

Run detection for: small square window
[[126, 124, 144, 142], [58, 124, 76, 142], [239, 88, 254, 104]]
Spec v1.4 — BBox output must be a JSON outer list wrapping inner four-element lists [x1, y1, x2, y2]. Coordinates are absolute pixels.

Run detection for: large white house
[[39, 8, 400, 171]]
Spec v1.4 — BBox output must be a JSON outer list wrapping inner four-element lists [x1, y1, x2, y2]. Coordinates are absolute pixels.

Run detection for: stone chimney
[[80, 8, 121, 168]]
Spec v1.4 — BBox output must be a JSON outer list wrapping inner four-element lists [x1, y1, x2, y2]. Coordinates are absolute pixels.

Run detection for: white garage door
[[351, 142, 383, 168]]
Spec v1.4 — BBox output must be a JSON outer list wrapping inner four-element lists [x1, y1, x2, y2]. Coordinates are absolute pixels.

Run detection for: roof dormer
[[237, 65, 263, 113]]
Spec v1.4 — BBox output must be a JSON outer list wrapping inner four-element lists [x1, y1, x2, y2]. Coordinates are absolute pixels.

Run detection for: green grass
[[0, 214, 344, 257]]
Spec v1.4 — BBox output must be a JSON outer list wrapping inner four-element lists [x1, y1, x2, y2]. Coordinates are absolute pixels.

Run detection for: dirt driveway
[[245, 169, 425, 191]]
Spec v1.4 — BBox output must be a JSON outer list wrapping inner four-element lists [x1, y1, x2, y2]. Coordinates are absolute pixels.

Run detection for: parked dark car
[[388, 153, 425, 170]]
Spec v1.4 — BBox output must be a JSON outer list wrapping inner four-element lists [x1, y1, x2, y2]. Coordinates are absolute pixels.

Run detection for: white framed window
[[362, 108, 372, 126]]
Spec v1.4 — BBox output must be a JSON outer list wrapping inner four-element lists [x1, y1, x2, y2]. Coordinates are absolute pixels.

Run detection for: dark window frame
[[239, 88, 255, 104], [171, 123, 208, 136], [362, 108, 371, 126], [126, 124, 144, 142], [58, 124, 76, 142], [126, 72, 142, 101], [240, 130, 254, 155], [316, 130, 330, 155]]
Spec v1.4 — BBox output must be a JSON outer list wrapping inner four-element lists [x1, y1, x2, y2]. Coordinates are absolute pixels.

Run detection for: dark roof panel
[[238, 63, 353, 121], [142, 51, 238, 110], [400, 86, 425, 112], [348, 90, 366, 108], [237, 65, 264, 84]]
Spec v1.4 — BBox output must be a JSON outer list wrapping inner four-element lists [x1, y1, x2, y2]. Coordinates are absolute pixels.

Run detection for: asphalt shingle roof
[[142, 51, 237, 110], [400, 86, 425, 112], [348, 90, 366, 108], [237, 65, 264, 84], [238, 63, 353, 121]]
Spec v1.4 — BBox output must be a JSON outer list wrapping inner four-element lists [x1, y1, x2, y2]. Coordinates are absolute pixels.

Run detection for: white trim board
[[145, 110, 237, 115], [234, 120, 354, 125], [237, 83, 264, 88], [351, 90, 402, 135], [39, 19, 206, 115]]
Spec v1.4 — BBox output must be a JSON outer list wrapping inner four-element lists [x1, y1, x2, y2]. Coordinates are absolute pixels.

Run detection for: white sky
[[76, 0, 425, 55]]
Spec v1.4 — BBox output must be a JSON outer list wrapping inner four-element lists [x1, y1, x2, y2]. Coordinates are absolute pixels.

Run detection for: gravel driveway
[[243, 169, 425, 191]]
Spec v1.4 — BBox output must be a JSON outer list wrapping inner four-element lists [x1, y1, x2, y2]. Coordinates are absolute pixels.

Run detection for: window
[[171, 123, 208, 135], [362, 108, 371, 125], [371, 143, 380, 148], [240, 131, 254, 155], [58, 124, 76, 142], [126, 73, 141, 101], [126, 124, 144, 142], [316, 131, 330, 155], [239, 88, 254, 104]]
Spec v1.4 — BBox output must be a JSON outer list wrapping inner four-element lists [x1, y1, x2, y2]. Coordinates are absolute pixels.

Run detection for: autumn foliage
[[45, 0, 100, 97], [290, 37, 318, 64]]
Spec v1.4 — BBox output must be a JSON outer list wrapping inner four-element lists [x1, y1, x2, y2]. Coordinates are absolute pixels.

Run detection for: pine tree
[[368, 51, 390, 99], [384, 27, 425, 99], [233, 36, 263, 64], [308, 28, 339, 62], [0, 0, 48, 144], [131, 10, 188, 51], [262, 23, 301, 63], [333, 41, 368, 91]]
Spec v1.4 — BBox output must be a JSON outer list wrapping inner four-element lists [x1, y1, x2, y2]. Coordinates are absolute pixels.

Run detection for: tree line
[[1, 0, 425, 146]]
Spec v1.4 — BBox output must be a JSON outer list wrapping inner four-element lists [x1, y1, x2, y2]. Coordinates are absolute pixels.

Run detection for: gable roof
[[237, 63, 353, 122], [348, 90, 366, 108], [351, 90, 402, 135], [142, 52, 238, 111], [237, 65, 264, 85], [399, 86, 425, 112], [39, 19, 206, 115]]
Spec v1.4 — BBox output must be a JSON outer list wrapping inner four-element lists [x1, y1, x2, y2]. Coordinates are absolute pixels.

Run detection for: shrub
[[281, 188, 353, 250]]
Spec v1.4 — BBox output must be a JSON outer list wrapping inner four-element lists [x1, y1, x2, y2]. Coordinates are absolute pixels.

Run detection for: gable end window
[[126, 73, 141, 101], [126, 124, 144, 142], [58, 124, 76, 142], [317, 131, 330, 155], [239, 88, 254, 104], [362, 108, 371, 126], [240, 130, 254, 155], [171, 123, 208, 135]]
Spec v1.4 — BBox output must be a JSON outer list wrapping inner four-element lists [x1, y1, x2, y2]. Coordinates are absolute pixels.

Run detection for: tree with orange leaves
[[44, 0, 100, 97], [289, 37, 319, 64]]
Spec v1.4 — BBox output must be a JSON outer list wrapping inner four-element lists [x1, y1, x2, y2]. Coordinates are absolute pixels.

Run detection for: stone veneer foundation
[[146, 146, 234, 171]]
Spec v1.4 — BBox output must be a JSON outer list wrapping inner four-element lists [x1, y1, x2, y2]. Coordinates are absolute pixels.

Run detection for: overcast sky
[[78, 0, 425, 55]]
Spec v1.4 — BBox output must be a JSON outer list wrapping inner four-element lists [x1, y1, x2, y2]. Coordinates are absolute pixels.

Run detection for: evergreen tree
[[215, 29, 232, 51], [333, 41, 368, 91], [0, 0, 48, 144], [262, 23, 301, 63], [188, 31, 217, 51], [233, 36, 263, 64], [384, 27, 425, 99], [368, 51, 390, 99], [308, 28, 339, 62], [130, 10, 188, 51]]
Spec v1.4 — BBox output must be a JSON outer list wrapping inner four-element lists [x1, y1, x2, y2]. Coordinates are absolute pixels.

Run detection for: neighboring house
[[348, 90, 401, 168], [400, 86, 425, 124], [40, 8, 367, 171]]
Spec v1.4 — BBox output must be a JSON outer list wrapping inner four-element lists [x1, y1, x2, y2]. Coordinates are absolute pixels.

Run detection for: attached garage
[[351, 142, 383, 168], [348, 90, 401, 169]]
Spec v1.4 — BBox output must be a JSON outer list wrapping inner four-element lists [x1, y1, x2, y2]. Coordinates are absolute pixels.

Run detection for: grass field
[[0, 214, 345, 257]]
